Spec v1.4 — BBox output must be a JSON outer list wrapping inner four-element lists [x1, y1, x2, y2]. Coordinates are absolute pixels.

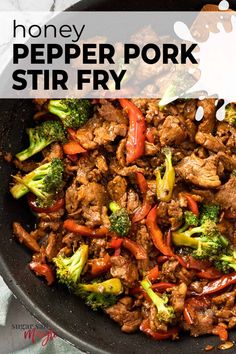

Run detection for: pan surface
[[0, 1, 235, 353]]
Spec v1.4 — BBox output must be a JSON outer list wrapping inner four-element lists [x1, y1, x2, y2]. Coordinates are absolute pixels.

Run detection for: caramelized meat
[[176, 154, 221, 188]]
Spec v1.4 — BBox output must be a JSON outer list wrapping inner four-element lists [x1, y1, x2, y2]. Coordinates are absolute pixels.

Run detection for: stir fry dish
[[10, 98, 236, 342]]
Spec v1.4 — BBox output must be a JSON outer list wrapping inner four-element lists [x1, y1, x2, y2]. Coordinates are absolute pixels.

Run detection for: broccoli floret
[[179, 211, 199, 232], [224, 103, 236, 127], [53, 245, 89, 290], [10, 158, 64, 206], [48, 99, 92, 129], [75, 278, 123, 310], [141, 279, 175, 324], [214, 249, 236, 273], [172, 220, 229, 260], [155, 147, 175, 202], [16, 120, 65, 161], [109, 202, 131, 237], [199, 204, 220, 224]]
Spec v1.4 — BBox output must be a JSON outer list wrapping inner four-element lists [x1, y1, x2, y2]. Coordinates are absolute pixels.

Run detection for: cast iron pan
[[0, 1, 235, 353]]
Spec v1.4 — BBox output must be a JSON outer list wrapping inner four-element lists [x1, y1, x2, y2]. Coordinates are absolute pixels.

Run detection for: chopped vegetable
[[214, 249, 236, 273], [132, 172, 152, 223], [178, 211, 199, 232], [224, 103, 236, 126], [27, 193, 64, 213], [63, 220, 109, 238], [146, 206, 173, 256], [119, 99, 146, 164], [11, 158, 64, 207], [75, 278, 123, 310], [63, 141, 86, 155], [29, 261, 54, 285], [185, 194, 199, 216], [141, 279, 175, 324], [190, 273, 236, 296], [16, 120, 65, 161], [172, 219, 228, 260], [155, 147, 175, 202], [108, 237, 123, 249], [123, 238, 147, 260], [199, 204, 220, 224], [109, 202, 131, 237], [147, 266, 159, 282], [53, 244, 89, 290], [140, 319, 178, 340], [48, 99, 92, 129], [88, 254, 111, 277]]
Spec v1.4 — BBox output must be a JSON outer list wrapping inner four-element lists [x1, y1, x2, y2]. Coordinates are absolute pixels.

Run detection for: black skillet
[[0, 1, 235, 353]]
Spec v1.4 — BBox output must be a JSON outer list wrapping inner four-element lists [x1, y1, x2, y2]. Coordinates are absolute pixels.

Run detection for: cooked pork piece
[[176, 154, 221, 188], [215, 175, 236, 211]]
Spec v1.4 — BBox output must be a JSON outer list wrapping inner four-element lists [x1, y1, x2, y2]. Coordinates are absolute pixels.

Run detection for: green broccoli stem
[[141, 279, 165, 309], [141, 279, 174, 322], [47, 103, 66, 120], [11, 159, 64, 206], [10, 182, 29, 199], [156, 147, 175, 202], [79, 278, 123, 295], [16, 140, 49, 162], [172, 231, 199, 248], [109, 202, 121, 213]]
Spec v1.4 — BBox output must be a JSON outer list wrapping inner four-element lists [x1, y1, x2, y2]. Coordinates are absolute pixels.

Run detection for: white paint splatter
[[218, 0, 229, 11]]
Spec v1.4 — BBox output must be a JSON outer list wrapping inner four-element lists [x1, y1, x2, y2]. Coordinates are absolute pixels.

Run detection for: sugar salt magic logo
[[23, 327, 57, 347], [11, 18, 198, 92]]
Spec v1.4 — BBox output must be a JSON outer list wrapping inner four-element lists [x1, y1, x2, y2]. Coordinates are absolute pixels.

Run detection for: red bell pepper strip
[[140, 319, 178, 340], [122, 238, 147, 260], [151, 282, 175, 292], [190, 273, 236, 296], [132, 198, 152, 223], [212, 324, 228, 341], [147, 266, 159, 282], [146, 206, 173, 257], [174, 255, 188, 268], [63, 141, 87, 155], [29, 261, 54, 285], [196, 267, 223, 280], [175, 255, 211, 271], [27, 193, 64, 213], [184, 194, 199, 216], [136, 172, 148, 194], [132, 172, 152, 223], [63, 220, 109, 238], [119, 99, 146, 164], [186, 256, 211, 270], [88, 254, 111, 277], [108, 237, 123, 249], [176, 256, 222, 279]]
